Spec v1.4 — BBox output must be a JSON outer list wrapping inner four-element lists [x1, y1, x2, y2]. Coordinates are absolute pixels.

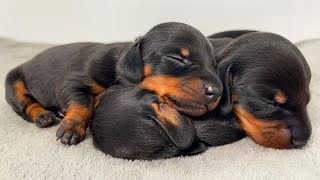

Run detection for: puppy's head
[[91, 86, 196, 159], [216, 32, 312, 149], [116, 22, 222, 116]]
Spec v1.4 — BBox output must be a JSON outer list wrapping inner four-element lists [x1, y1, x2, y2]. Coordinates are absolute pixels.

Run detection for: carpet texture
[[0, 38, 319, 180]]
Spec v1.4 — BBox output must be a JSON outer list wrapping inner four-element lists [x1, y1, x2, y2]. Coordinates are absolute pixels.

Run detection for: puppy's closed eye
[[165, 55, 192, 65]]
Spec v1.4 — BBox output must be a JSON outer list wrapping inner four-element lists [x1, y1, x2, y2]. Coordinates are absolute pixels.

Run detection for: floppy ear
[[152, 115, 195, 150], [116, 42, 144, 83], [217, 63, 233, 115], [150, 102, 195, 150]]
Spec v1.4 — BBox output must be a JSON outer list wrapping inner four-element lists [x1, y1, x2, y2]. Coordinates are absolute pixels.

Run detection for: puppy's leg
[[194, 114, 246, 146], [56, 78, 94, 145], [5, 67, 59, 127]]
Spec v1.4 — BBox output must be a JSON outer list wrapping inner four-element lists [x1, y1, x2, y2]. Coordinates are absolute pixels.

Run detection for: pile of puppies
[[5, 22, 312, 160]]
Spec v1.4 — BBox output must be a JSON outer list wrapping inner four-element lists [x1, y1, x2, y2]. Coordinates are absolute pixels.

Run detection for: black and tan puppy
[[90, 85, 243, 160], [206, 32, 312, 149], [5, 22, 222, 145], [90, 85, 202, 160]]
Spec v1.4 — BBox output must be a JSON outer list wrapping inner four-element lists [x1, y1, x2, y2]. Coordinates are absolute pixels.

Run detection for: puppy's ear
[[153, 116, 195, 150], [217, 63, 233, 115], [116, 42, 144, 83], [151, 103, 195, 150]]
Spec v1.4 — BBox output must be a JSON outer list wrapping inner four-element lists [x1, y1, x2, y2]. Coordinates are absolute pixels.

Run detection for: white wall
[[0, 0, 319, 44]]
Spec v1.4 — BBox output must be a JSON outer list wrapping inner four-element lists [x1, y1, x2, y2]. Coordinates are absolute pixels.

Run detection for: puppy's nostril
[[205, 86, 214, 96], [204, 85, 217, 101]]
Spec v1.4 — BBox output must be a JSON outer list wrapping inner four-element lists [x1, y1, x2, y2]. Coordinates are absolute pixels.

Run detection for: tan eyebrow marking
[[180, 48, 190, 57], [274, 91, 286, 104], [143, 64, 152, 77]]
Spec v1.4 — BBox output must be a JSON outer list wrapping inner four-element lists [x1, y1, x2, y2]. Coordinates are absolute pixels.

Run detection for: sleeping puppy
[[5, 22, 222, 145], [90, 85, 207, 160], [207, 32, 312, 149], [90, 85, 243, 160]]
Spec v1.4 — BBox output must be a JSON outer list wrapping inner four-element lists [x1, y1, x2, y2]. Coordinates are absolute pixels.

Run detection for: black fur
[[208, 30, 256, 39]]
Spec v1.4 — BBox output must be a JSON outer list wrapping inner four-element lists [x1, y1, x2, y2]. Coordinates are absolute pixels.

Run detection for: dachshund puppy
[[5, 22, 222, 145], [90, 85, 244, 160], [207, 32, 312, 149], [90, 85, 208, 160]]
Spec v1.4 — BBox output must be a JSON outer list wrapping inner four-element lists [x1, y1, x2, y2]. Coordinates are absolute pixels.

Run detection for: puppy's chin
[[233, 105, 291, 149], [163, 96, 208, 116]]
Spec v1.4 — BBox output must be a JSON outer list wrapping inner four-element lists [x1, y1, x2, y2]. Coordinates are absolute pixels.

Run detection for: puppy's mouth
[[163, 96, 210, 116]]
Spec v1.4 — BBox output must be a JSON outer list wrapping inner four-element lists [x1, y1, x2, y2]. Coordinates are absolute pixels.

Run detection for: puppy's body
[[6, 22, 223, 145], [7, 42, 130, 112]]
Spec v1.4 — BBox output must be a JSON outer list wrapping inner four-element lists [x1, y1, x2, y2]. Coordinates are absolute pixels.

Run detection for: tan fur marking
[[180, 48, 190, 57], [62, 103, 93, 134], [144, 64, 152, 77], [14, 81, 29, 104], [152, 103, 180, 126], [139, 75, 204, 101], [64, 103, 93, 122], [90, 82, 107, 95], [207, 96, 221, 111], [234, 105, 291, 149], [140, 76, 184, 97], [275, 91, 286, 104], [25, 103, 48, 122]]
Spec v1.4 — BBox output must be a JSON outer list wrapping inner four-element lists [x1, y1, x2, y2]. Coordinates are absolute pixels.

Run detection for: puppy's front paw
[[35, 112, 60, 128], [56, 120, 87, 145]]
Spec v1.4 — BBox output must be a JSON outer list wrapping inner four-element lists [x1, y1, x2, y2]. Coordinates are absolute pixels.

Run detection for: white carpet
[[0, 38, 319, 180]]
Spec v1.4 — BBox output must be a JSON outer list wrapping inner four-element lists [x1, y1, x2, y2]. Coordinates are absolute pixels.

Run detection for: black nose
[[289, 116, 312, 149], [291, 139, 308, 148], [204, 85, 221, 101]]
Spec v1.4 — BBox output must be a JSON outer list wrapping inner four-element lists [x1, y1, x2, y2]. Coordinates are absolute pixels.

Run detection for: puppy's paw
[[35, 112, 60, 128], [56, 120, 87, 145]]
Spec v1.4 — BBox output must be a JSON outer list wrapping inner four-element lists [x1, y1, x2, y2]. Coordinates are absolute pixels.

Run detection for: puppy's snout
[[289, 123, 311, 148], [288, 111, 312, 148], [203, 83, 222, 111]]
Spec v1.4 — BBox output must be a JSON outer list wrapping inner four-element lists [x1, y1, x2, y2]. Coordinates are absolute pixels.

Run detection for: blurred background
[[0, 0, 319, 44]]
